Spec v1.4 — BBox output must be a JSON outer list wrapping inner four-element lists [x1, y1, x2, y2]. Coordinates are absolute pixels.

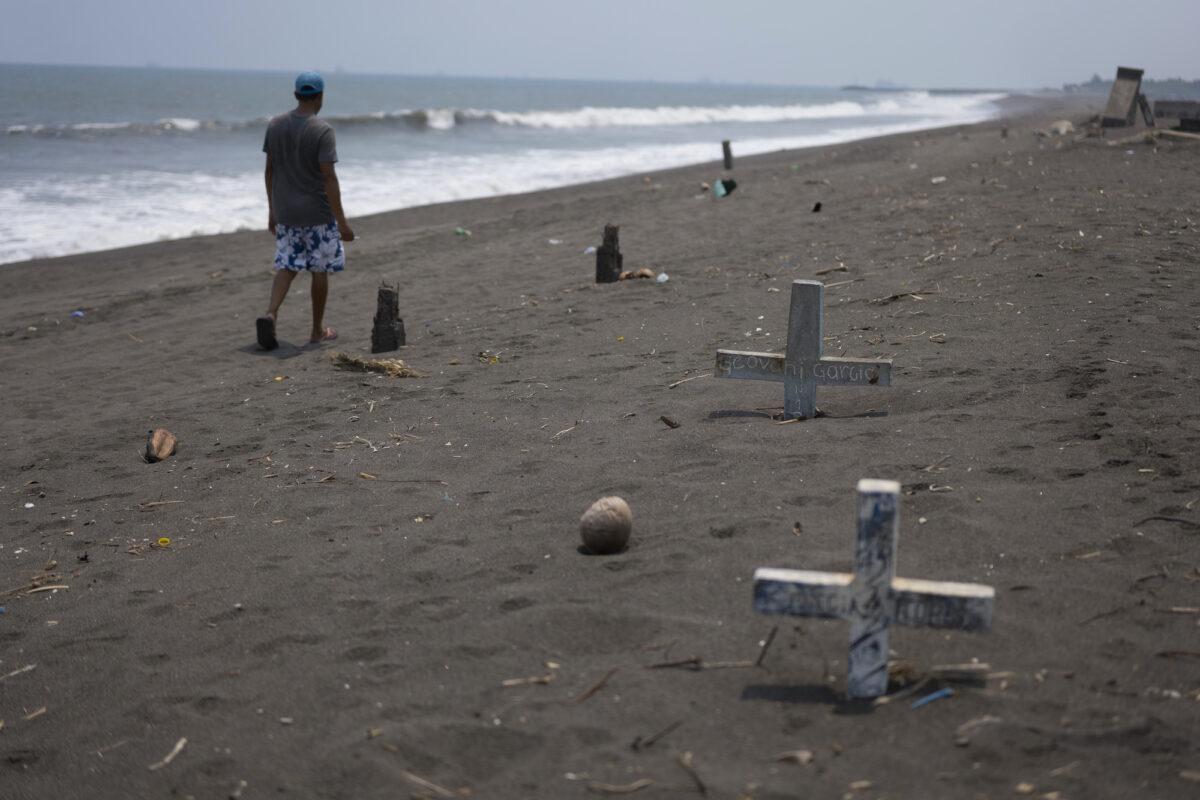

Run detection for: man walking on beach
[[257, 71, 354, 350]]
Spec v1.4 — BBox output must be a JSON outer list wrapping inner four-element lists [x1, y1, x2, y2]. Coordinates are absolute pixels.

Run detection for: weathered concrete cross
[[753, 479, 995, 699], [716, 279, 892, 420]]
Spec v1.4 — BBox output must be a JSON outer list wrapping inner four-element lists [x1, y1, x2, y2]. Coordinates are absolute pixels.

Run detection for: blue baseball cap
[[294, 71, 325, 96]]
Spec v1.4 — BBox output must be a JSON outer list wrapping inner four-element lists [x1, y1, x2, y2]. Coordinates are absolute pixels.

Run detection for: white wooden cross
[[753, 479, 995, 699], [716, 279, 892, 420]]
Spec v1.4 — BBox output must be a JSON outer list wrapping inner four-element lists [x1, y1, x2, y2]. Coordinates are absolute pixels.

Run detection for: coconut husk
[[331, 351, 425, 378], [145, 428, 177, 463], [618, 268, 657, 281]]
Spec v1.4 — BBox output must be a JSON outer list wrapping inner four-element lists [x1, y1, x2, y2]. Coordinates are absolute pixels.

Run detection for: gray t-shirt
[[262, 112, 338, 228]]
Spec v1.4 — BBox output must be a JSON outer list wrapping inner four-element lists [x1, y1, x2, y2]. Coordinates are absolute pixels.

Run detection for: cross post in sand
[[753, 479, 995, 699], [715, 280, 891, 420]]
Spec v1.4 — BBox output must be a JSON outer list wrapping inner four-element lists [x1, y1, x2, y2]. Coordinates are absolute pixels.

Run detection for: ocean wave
[[5, 91, 1005, 138], [0, 108, 999, 265]]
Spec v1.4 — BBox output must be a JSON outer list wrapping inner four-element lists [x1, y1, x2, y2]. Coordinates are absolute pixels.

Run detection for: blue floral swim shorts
[[274, 222, 345, 273]]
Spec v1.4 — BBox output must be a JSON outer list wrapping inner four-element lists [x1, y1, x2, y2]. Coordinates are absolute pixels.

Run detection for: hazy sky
[[3, 0, 1197, 88]]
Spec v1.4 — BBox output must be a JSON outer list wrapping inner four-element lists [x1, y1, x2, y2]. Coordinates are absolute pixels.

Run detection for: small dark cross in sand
[[716, 279, 891, 420], [753, 479, 995, 699]]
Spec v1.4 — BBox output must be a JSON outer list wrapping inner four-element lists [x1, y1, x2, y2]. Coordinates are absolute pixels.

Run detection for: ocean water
[[0, 64, 1006, 265]]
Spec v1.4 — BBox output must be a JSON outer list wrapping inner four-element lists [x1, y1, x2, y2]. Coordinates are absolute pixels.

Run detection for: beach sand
[[2, 100, 1199, 799]]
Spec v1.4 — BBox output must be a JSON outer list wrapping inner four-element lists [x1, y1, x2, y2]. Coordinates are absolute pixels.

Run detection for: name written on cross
[[715, 280, 893, 419]]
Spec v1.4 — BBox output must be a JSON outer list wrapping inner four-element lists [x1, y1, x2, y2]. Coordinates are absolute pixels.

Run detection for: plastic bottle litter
[[656, 272, 669, 284], [911, 687, 955, 709], [454, 227, 472, 237]]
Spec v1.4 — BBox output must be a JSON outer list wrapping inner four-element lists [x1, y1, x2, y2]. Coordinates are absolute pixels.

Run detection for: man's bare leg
[[309, 272, 336, 342], [265, 269, 298, 320]]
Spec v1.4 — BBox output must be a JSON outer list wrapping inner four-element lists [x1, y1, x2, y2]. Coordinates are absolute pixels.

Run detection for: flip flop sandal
[[256, 316, 279, 351]]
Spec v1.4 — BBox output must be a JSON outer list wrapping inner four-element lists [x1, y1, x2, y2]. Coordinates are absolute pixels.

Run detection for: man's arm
[[319, 161, 354, 241], [264, 153, 275, 232]]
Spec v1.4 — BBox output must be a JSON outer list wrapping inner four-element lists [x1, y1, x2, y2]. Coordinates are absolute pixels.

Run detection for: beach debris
[[400, 770, 460, 798], [631, 719, 684, 751], [755, 625, 779, 667], [575, 667, 618, 703], [580, 496, 632, 555], [618, 268, 656, 281], [0, 664, 36, 682], [655, 272, 669, 283], [716, 280, 892, 420], [954, 715, 1003, 747], [775, 749, 815, 766], [137, 499, 183, 511], [371, 283, 406, 353], [713, 178, 737, 198], [753, 480, 995, 698], [547, 238, 563, 245], [453, 226, 471, 237], [722, 139, 733, 169], [501, 673, 555, 688], [930, 176, 947, 185], [911, 687, 955, 709], [229, 779, 248, 799], [70, 309, 85, 318], [659, 415, 681, 429], [849, 780, 873, 792], [156, 537, 171, 548], [27, 584, 69, 594], [812, 201, 822, 213], [331, 351, 424, 378], [147, 737, 188, 771], [583, 245, 597, 254], [587, 779, 654, 795], [595, 224, 624, 283], [646, 655, 754, 671], [868, 287, 940, 305], [23, 502, 33, 509], [1048, 120, 1076, 136], [145, 428, 177, 463], [676, 751, 707, 795], [667, 373, 710, 389], [24, 706, 47, 721]]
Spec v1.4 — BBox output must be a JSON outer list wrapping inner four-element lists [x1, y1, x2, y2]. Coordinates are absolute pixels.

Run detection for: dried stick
[[147, 737, 187, 771], [667, 373, 711, 389], [676, 751, 707, 795], [575, 667, 618, 703], [755, 626, 779, 667]]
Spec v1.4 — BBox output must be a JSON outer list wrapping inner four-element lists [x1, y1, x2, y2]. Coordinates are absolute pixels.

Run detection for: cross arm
[[892, 577, 994, 632], [753, 567, 853, 618], [812, 357, 892, 387], [716, 349, 789, 383]]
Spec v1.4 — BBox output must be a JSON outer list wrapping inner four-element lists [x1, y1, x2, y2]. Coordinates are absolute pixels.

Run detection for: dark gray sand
[[2, 99, 1199, 799]]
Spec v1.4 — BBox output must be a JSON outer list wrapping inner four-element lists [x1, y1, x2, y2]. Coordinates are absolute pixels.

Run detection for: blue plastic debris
[[911, 687, 955, 709], [70, 310, 85, 318]]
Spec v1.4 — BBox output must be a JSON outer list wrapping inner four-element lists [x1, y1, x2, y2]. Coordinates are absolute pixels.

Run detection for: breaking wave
[[5, 91, 1005, 137]]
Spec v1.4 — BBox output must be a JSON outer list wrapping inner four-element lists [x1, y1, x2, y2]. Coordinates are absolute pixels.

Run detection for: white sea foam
[[477, 92, 1003, 129], [3, 91, 1003, 137], [0, 102, 998, 265]]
